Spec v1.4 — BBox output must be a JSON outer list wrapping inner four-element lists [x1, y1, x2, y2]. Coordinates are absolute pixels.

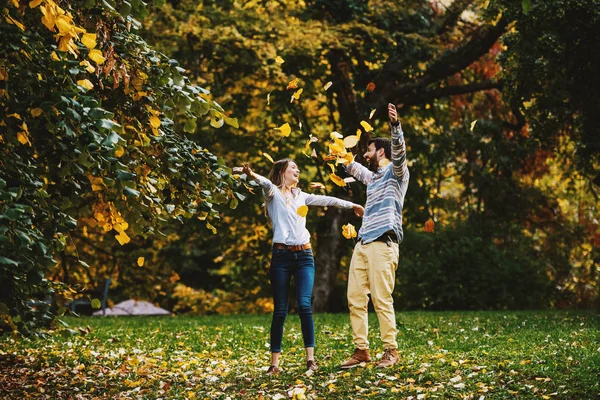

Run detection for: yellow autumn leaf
[[290, 88, 303, 103], [324, 81, 332, 91], [337, 153, 355, 165], [343, 135, 359, 148], [115, 231, 131, 245], [30, 108, 43, 117], [29, 0, 43, 8], [79, 60, 95, 73], [296, 205, 308, 217], [55, 15, 72, 36], [0, 68, 7, 81], [17, 131, 32, 146], [356, 129, 362, 141], [50, 51, 60, 61], [275, 56, 284, 64], [77, 79, 94, 91], [81, 33, 96, 49], [5, 14, 25, 31], [379, 159, 391, 168], [342, 223, 357, 239], [210, 116, 224, 128], [330, 131, 343, 139], [369, 109, 376, 119], [330, 173, 346, 187], [7, 113, 22, 120], [137, 257, 145, 267], [267, 91, 271, 105], [115, 146, 125, 157], [206, 222, 217, 234], [276, 122, 291, 137], [286, 78, 299, 90], [88, 49, 106, 65], [360, 120, 373, 132], [263, 152, 274, 163], [470, 120, 478, 131], [150, 115, 161, 128]]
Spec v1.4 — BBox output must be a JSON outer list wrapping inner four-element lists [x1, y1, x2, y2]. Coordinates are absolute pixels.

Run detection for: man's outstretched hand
[[388, 103, 399, 125]]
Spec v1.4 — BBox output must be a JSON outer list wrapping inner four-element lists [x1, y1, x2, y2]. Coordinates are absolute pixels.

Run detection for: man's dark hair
[[368, 137, 391, 159]]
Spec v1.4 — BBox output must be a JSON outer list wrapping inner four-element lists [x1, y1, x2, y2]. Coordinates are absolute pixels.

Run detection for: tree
[[0, 0, 240, 334]]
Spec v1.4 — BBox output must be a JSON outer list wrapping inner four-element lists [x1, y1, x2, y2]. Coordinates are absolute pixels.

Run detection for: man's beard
[[367, 157, 379, 172]]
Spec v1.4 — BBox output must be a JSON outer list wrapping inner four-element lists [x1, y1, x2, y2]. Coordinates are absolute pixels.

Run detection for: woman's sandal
[[266, 365, 281, 375]]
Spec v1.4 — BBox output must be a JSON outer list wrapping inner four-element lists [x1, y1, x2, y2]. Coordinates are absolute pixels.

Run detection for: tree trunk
[[313, 207, 345, 312]]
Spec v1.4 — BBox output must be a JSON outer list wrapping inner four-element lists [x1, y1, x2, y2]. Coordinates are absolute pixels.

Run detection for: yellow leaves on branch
[[296, 205, 308, 217], [342, 223, 357, 239], [88, 49, 106, 65], [88, 201, 132, 245], [4, 13, 25, 31], [79, 60, 95, 73], [77, 79, 94, 91], [81, 33, 97, 49]]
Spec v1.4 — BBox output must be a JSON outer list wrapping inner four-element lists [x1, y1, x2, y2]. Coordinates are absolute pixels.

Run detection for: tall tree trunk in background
[[313, 49, 363, 312]]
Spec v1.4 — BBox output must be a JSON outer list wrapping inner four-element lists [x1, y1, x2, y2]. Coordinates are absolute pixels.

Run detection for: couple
[[242, 104, 409, 374]]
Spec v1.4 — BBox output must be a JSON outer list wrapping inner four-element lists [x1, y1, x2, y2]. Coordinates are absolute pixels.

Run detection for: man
[[340, 103, 409, 369]]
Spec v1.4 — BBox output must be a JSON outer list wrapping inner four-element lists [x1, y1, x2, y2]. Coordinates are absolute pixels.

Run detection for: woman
[[241, 159, 363, 375]]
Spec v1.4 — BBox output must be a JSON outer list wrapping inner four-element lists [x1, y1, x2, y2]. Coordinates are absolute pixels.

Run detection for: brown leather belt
[[273, 243, 311, 252]]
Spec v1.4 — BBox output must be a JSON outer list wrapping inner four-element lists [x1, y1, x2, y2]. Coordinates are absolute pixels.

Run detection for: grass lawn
[[1, 311, 599, 399]]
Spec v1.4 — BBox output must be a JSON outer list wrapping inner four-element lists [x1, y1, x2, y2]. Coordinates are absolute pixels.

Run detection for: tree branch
[[397, 79, 502, 107], [437, 0, 476, 35]]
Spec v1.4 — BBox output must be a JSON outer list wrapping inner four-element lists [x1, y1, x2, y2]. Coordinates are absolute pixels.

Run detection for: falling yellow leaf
[[17, 131, 32, 146], [29, 0, 43, 7], [356, 129, 362, 141], [327, 163, 335, 173], [263, 152, 274, 163], [470, 120, 478, 131], [330, 131, 343, 139], [286, 78, 299, 90], [150, 115, 161, 129], [296, 205, 308, 217], [81, 33, 97, 49], [330, 173, 346, 187], [137, 257, 145, 267], [7, 113, 22, 120], [343, 135, 359, 148], [77, 79, 94, 91], [267, 91, 271, 105], [290, 88, 303, 103], [30, 108, 43, 117], [115, 231, 131, 245], [379, 159, 391, 168], [276, 123, 291, 137], [369, 109, 376, 119], [324, 81, 333, 91], [337, 153, 355, 165], [360, 120, 373, 132], [206, 222, 217, 234], [275, 56, 284, 64], [342, 223, 357, 239], [88, 49, 106, 65]]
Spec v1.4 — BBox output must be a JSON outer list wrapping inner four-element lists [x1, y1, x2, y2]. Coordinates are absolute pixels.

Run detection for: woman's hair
[[268, 158, 295, 188], [263, 158, 295, 221]]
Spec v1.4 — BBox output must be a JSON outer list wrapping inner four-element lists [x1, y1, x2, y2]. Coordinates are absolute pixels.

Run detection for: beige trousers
[[347, 241, 399, 350]]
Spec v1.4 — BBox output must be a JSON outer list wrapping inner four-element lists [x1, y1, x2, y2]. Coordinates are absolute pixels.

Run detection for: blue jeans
[[270, 248, 315, 353]]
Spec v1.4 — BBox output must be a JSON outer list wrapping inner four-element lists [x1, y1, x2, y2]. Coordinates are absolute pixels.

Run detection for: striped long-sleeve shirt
[[345, 122, 409, 244]]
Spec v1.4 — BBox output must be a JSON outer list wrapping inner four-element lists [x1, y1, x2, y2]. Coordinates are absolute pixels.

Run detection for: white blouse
[[254, 174, 355, 245]]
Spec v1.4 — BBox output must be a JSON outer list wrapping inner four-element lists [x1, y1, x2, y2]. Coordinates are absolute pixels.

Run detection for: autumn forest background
[[1, 0, 599, 335]]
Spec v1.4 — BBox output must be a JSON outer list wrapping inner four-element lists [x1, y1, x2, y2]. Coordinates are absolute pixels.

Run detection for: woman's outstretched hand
[[353, 204, 365, 218], [233, 163, 255, 179]]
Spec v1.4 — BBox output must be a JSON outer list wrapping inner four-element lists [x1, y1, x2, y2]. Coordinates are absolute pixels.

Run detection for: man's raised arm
[[388, 103, 408, 180]]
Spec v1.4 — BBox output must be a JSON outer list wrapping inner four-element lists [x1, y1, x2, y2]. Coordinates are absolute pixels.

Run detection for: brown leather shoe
[[266, 365, 281, 375], [340, 348, 372, 369], [306, 360, 318, 371], [377, 348, 399, 369]]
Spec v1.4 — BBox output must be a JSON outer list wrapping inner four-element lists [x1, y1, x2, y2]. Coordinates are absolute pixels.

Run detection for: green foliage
[[0, 0, 240, 334]]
